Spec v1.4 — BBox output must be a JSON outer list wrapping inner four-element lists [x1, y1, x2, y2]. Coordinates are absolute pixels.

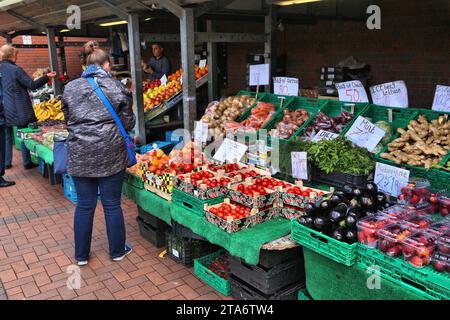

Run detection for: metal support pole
[[58, 35, 67, 75], [264, 5, 277, 92], [128, 13, 146, 145], [46, 28, 62, 96], [180, 8, 197, 133], [206, 20, 218, 101]]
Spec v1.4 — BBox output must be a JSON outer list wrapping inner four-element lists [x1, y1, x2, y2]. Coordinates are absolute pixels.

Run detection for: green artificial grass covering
[[303, 248, 430, 300], [35, 144, 54, 165], [135, 187, 172, 226], [23, 138, 39, 153], [170, 204, 292, 265]]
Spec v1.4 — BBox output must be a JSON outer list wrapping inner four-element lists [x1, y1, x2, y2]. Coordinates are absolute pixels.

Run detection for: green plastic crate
[[29, 149, 39, 165], [17, 127, 40, 140], [356, 245, 449, 300], [236, 93, 295, 124], [172, 188, 225, 217], [375, 109, 449, 178], [291, 219, 358, 266], [194, 250, 231, 296], [297, 288, 312, 300], [293, 100, 369, 140], [263, 97, 327, 143]]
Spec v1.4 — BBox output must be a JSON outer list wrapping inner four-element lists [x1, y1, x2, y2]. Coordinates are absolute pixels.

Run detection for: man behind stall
[[142, 43, 171, 81]]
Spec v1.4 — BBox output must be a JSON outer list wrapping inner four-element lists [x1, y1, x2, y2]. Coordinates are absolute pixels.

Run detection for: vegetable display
[[270, 109, 310, 139], [235, 102, 276, 131], [380, 115, 450, 169], [303, 111, 353, 140]]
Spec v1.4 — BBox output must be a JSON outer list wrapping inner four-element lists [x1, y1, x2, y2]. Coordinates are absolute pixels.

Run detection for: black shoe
[[24, 163, 39, 170], [0, 178, 15, 188], [5, 165, 12, 170]]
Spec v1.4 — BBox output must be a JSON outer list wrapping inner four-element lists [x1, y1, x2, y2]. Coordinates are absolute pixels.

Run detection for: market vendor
[[142, 43, 171, 81]]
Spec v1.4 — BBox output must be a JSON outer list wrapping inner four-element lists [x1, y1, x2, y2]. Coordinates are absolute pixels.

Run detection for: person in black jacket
[[0, 71, 15, 187], [0, 44, 56, 169]]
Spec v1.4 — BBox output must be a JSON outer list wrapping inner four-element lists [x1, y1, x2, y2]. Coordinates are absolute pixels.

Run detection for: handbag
[[86, 77, 137, 168], [53, 136, 68, 174]]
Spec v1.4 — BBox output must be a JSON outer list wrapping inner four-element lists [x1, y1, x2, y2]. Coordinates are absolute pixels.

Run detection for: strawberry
[[410, 256, 423, 267], [387, 246, 401, 257], [410, 194, 420, 205]]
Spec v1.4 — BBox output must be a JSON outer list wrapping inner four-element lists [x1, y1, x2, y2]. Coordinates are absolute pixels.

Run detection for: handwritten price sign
[[345, 116, 386, 152], [311, 130, 339, 142], [370, 80, 408, 108], [291, 152, 308, 180], [213, 138, 248, 163], [374, 162, 410, 197], [249, 64, 270, 86], [273, 77, 299, 96], [335, 81, 369, 103], [194, 121, 209, 143], [432, 85, 450, 112]]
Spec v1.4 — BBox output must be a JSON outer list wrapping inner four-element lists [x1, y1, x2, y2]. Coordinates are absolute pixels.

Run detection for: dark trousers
[[0, 124, 5, 177], [72, 170, 126, 261]]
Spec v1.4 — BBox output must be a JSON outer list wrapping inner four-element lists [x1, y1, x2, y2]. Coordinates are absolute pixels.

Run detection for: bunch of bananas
[[33, 97, 65, 122]]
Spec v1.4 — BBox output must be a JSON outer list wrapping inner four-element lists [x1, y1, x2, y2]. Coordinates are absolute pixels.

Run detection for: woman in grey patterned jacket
[[62, 43, 136, 266]]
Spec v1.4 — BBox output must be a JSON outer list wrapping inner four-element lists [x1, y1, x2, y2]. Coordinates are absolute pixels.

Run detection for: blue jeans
[[72, 170, 127, 261], [5, 126, 32, 167]]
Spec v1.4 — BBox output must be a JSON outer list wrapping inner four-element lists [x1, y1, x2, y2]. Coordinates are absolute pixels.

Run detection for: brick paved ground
[[0, 150, 233, 300]]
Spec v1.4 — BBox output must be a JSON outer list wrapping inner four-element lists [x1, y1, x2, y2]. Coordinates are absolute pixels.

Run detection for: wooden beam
[[159, 0, 183, 19], [94, 0, 129, 20], [6, 10, 46, 32]]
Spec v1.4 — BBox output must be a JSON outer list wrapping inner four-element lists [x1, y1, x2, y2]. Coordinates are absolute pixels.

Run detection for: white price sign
[[199, 59, 207, 69], [33, 99, 40, 106], [370, 81, 408, 108], [374, 162, 410, 197], [345, 116, 386, 152], [194, 121, 209, 143], [311, 130, 339, 142], [22, 35, 32, 45], [273, 77, 299, 96], [432, 85, 450, 112], [291, 152, 308, 180], [249, 64, 270, 86], [160, 74, 167, 86], [213, 138, 248, 163], [335, 80, 369, 103]]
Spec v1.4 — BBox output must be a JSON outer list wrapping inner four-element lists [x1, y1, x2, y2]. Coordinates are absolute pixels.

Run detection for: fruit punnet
[[208, 202, 253, 221], [270, 109, 310, 139], [380, 114, 450, 169], [378, 222, 417, 257], [401, 230, 440, 268], [357, 215, 397, 248]]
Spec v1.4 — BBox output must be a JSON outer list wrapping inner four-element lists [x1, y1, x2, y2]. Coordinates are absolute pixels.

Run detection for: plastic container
[[404, 214, 434, 230], [38, 158, 47, 177], [63, 174, 100, 205], [380, 204, 410, 220], [291, 219, 358, 266], [378, 222, 416, 257], [430, 221, 450, 235], [357, 215, 398, 248], [137, 206, 169, 231], [136, 217, 166, 248], [436, 230, 450, 255], [230, 275, 305, 300], [230, 256, 305, 295], [172, 188, 225, 217], [437, 196, 450, 218], [165, 232, 218, 267], [258, 246, 303, 269], [401, 230, 440, 268], [311, 165, 370, 190], [194, 250, 231, 296]]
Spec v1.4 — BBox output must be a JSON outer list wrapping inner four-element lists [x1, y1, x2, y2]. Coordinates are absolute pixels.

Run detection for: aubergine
[[304, 203, 318, 216], [314, 216, 331, 231], [329, 194, 342, 207], [375, 192, 387, 207], [299, 217, 308, 226], [352, 187, 363, 199], [329, 209, 345, 224], [345, 215, 357, 229], [359, 195, 374, 210], [335, 203, 348, 214], [345, 230, 357, 244], [348, 199, 363, 214], [365, 182, 378, 195], [319, 200, 331, 214], [342, 184, 354, 199], [304, 216, 314, 228], [332, 228, 346, 241]]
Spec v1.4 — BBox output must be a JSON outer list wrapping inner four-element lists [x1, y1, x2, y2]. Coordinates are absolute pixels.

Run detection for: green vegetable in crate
[[380, 115, 450, 169], [307, 137, 375, 175], [372, 121, 393, 154]]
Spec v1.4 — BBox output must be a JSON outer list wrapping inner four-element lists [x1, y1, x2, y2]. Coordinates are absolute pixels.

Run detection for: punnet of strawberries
[[207, 254, 230, 280]]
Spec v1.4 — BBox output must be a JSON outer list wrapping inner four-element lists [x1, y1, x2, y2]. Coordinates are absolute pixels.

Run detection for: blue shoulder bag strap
[[86, 77, 137, 166]]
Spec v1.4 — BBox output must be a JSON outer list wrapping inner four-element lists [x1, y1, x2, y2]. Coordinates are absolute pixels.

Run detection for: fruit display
[[33, 97, 65, 122], [380, 114, 450, 169], [228, 177, 282, 209], [303, 111, 354, 140], [200, 95, 257, 138], [174, 168, 228, 200], [270, 109, 310, 139], [357, 215, 398, 248], [298, 182, 390, 244], [169, 141, 209, 167], [378, 222, 416, 257], [204, 199, 276, 234], [401, 230, 440, 267], [433, 230, 450, 273], [380, 205, 410, 220], [403, 214, 433, 229], [28, 125, 68, 150], [437, 196, 450, 217]]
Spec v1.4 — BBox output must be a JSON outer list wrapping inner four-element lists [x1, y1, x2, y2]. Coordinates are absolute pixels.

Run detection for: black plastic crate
[[230, 275, 305, 300], [171, 220, 206, 241], [166, 232, 218, 267], [311, 165, 371, 189], [136, 217, 166, 248], [137, 206, 169, 231], [259, 246, 303, 269], [230, 255, 305, 295]]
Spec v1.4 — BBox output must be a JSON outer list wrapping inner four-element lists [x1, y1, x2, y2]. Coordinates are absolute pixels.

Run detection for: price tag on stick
[[345, 116, 386, 152], [335, 80, 369, 103], [370, 80, 408, 108], [432, 85, 450, 112], [160, 74, 167, 86], [291, 152, 308, 180], [249, 64, 270, 86], [273, 77, 299, 96], [194, 121, 208, 143], [374, 162, 410, 197]]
